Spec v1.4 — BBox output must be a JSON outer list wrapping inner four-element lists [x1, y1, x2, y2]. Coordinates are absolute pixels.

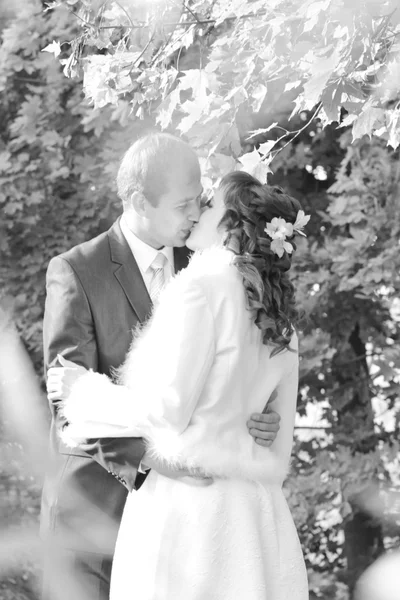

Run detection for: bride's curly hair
[[218, 171, 303, 355]]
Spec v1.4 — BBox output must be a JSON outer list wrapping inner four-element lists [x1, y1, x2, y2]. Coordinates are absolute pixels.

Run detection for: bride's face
[[186, 187, 226, 251]]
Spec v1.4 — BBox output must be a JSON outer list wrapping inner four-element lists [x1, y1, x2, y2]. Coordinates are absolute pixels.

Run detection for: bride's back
[[135, 247, 299, 484]]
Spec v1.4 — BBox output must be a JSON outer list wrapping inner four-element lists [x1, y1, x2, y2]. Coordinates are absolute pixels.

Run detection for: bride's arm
[[61, 279, 215, 444], [265, 336, 299, 475]]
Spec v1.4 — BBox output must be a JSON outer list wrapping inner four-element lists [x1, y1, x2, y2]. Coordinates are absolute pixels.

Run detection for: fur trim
[[60, 371, 145, 446], [143, 427, 289, 483]]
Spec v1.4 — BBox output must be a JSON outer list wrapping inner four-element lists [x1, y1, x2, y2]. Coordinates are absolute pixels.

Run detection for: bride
[[48, 171, 309, 600]]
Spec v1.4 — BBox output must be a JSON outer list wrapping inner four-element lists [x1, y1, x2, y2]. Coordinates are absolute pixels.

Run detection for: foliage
[[44, 0, 400, 179], [1, 1, 400, 598], [0, 0, 146, 371], [0, 423, 41, 600], [275, 121, 400, 594]]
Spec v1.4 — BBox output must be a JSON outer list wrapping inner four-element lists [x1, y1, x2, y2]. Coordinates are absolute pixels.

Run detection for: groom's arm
[[44, 255, 147, 491], [247, 407, 281, 447]]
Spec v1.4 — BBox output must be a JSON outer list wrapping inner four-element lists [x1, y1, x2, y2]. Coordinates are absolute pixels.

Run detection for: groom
[[41, 132, 281, 600]]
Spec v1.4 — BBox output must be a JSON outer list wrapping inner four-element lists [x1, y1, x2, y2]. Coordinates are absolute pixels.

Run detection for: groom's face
[[145, 170, 203, 248]]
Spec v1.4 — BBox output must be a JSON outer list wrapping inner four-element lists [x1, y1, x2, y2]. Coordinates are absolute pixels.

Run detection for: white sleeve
[[61, 280, 215, 444], [265, 337, 299, 472]]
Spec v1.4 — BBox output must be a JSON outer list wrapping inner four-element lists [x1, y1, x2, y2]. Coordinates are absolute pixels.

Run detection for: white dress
[[63, 247, 308, 600]]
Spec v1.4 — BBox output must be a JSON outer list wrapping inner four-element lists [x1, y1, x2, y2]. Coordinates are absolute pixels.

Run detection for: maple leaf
[[299, 0, 331, 32], [156, 88, 180, 130], [352, 106, 385, 141], [258, 140, 276, 156], [387, 109, 400, 150], [238, 149, 272, 182], [376, 57, 400, 103], [179, 69, 219, 96], [251, 83, 267, 112], [178, 95, 212, 133], [321, 84, 342, 124], [238, 148, 262, 173], [252, 161, 272, 183], [302, 51, 341, 111], [41, 41, 61, 58]]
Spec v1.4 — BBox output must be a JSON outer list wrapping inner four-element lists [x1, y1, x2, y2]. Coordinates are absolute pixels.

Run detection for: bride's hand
[[47, 355, 88, 401]]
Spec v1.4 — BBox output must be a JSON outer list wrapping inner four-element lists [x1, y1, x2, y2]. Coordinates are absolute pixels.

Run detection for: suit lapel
[[108, 219, 152, 323], [108, 219, 192, 321]]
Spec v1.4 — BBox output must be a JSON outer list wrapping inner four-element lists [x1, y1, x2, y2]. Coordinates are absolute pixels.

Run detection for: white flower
[[293, 210, 311, 236], [270, 239, 294, 258], [265, 217, 294, 240], [264, 210, 310, 258]]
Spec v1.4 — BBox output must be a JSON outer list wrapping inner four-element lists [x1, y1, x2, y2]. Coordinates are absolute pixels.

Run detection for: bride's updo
[[218, 171, 303, 354]]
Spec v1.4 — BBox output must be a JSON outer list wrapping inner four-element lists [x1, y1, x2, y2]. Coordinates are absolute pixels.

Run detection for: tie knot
[[151, 252, 167, 271]]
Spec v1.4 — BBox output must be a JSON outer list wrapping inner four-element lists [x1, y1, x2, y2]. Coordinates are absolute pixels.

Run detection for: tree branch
[[294, 426, 332, 430], [150, 22, 194, 68], [14, 77, 44, 85], [182, 2, 201, 23], [70, 11, 92, 27], [168, 0, 202, 24], [267, 102, 323, 163], [92, 11, 269, 31], [98, 19, 214, 30], [113, 0, 135, 30], [131, 34, 155, 73]]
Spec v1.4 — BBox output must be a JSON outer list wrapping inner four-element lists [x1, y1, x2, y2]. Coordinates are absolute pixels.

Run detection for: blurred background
[[0, 1, 399, 599]]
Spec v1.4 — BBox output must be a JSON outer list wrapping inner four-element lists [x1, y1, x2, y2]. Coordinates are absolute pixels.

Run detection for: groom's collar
[[106, 218, 191, 323], [119, 214, 174, 274], [108, 217, 191, 274], [108, 217, 133, 265]]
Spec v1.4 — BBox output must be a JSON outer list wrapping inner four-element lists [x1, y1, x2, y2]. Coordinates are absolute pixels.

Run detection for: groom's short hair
[[117, 132, 200, 207]]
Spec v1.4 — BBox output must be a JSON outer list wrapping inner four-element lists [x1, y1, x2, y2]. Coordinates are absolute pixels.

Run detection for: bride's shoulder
[[159, 248, 239, 309], [171, 247, 239, 297], [185, 247, 237, 282]]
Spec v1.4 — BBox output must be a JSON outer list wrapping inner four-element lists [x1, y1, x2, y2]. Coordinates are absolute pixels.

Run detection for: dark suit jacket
[[40, 218, 190, 555]]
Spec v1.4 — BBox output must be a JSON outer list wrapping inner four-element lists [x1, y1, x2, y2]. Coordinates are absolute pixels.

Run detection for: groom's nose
[[188, 197, 201, 223]]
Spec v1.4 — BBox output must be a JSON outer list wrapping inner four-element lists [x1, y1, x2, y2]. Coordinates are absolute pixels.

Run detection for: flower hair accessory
[[264, 210, 310, 258]]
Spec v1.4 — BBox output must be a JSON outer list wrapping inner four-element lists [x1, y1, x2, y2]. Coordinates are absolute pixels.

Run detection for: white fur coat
[[62, 247, 299, 485]]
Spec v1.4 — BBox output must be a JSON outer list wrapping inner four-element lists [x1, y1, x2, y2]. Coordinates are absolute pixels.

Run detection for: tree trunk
[[343, 497, 385, 596], [332, 322, 385, 596]]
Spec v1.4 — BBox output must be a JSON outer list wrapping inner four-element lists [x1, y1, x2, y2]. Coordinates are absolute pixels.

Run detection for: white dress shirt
[[120, 214, 174, 294]]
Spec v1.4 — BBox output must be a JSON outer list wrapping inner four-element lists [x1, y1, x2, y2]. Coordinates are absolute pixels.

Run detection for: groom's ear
[[130, 191, 148, 216]]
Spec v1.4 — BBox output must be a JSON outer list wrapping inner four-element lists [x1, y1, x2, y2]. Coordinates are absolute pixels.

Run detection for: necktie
[[149, 252, 167, 303]]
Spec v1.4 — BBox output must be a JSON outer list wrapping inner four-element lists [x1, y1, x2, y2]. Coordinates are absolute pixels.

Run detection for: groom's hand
[[141, 452, 213, 487], [47, 355, 88, 402], [247, 408, 281, 447]]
